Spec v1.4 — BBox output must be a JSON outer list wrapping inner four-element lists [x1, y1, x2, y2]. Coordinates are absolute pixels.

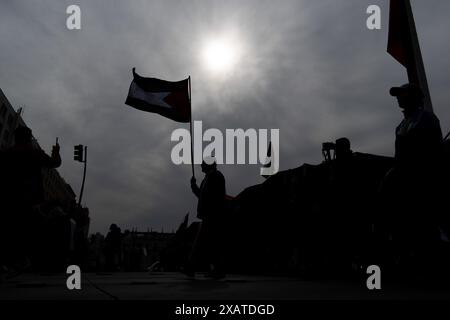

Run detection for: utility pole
[[74, 144, 87, 206]]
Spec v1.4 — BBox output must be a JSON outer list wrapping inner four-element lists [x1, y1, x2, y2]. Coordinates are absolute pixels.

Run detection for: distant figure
[[382, 83, 443, 257], [104, 224, 122, 271], [327, 137, 363, 271], [335, 137, 352, 162], [184, 157, 226, 279], [0, 126, 61, 270], [329, 137, 354, 192]]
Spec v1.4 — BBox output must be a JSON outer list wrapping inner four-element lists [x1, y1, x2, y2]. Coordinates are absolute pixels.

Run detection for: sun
[[202, 37, 240, 74]]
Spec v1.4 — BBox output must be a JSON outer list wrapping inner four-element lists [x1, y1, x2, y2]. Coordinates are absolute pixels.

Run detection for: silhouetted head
[[390, 83, 424, 111], [110, 223, 118, 231], [14, 126, 32, 145], [335, 137, 352, 159], [201, 156, 217, 173]]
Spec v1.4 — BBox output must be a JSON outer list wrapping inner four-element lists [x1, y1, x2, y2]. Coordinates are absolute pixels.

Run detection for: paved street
[[1, 272, 450, 300]]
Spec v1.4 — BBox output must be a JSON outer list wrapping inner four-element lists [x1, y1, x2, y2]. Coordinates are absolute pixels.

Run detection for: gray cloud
[[1, 0, 449, 234]]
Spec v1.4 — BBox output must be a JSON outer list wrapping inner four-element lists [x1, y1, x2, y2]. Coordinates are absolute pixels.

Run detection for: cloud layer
[[1, 0, 449, 234]]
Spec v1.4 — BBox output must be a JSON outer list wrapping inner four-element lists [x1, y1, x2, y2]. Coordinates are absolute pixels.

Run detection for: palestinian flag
[[125, 68, 191, 123]]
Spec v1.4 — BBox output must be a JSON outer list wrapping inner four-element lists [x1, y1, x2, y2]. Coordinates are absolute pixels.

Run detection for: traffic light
[[74, 144, 84, 162]]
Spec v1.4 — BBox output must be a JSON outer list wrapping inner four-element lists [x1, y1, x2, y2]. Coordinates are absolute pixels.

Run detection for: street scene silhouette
[[1, 0, 450, 303]]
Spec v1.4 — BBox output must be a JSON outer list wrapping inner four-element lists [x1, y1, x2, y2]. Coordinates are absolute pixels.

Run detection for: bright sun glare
[[202, 37, 240, 74]]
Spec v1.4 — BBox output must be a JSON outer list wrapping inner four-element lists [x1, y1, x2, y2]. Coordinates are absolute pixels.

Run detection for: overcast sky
[[1, 0, 449, 234]]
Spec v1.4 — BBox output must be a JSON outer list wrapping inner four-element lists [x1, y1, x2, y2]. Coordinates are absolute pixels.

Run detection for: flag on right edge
[[387, 0, 433, 113]]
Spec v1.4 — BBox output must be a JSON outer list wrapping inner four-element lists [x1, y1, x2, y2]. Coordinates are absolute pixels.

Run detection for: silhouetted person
[[382, 83, 443, 270], [335, 137, 352, 162], [184, 157, 226, 279], [104, 224, 122, 271], [391, 83, 443, 170], [327, 138, 365, 272], [330, 138, 354, 191]]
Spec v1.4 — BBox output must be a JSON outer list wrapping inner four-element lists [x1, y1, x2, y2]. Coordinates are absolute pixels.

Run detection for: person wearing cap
[[384, 83, 444, 265], [390, 83, 443, 169], [184, 157, 227, 279]]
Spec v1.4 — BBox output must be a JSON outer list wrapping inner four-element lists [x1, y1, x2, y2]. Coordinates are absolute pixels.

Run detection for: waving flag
[[125, 68, 191, 122], [387, 0, 433, 112]]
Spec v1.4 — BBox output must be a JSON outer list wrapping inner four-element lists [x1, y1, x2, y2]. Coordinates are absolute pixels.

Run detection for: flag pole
[[188, 76, 195, 179], [404, 0, 433, 113]]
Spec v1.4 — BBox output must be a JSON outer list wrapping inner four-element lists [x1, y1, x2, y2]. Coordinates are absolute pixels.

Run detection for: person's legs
[[205, 219, 226, 278], [182, 222, 203, 277]]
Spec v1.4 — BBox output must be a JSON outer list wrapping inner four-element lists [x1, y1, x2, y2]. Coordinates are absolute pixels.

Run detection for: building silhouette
[[0, 87, 90, 270]]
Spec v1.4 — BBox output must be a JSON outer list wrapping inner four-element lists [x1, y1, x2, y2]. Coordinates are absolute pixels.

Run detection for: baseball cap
[[389, 83, 424, 100]]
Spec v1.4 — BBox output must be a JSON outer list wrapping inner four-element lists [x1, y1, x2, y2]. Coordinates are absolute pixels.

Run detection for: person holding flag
[[186, 157, 227, 279], [380, 0, 446, 273], [125, 70, 228, 279], [386, 0, 444, 167], [382, 82, 444, 273]]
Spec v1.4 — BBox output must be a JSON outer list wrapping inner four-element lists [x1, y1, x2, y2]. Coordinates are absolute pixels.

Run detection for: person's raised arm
[[191, 176, 200, 197], [40, 140, 61, 168]]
